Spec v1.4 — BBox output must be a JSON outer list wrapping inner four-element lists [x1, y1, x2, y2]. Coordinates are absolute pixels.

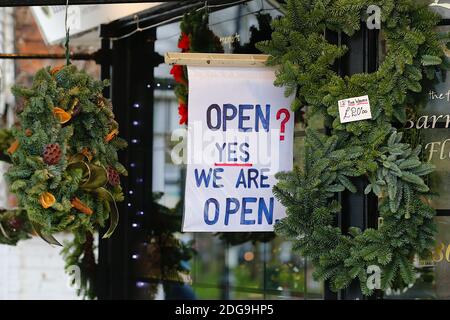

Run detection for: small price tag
[[338, 95, 372, 124]]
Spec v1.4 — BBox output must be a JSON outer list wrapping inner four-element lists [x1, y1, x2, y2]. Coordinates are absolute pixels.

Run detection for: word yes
[[216, 142, 249, 163]]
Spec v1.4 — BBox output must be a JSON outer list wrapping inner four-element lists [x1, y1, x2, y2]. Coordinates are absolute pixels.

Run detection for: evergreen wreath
[[6, 65, 127, 245], [0, 128, 101, 298], [258, 0, 449, 294]]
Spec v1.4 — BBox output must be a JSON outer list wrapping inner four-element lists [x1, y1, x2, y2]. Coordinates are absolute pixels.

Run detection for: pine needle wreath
[[258, 0, 449, 294], [6, 65, 127, 244]]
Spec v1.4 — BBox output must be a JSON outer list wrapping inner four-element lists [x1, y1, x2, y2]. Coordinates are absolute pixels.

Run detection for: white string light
[[107, 0, 253, 41]]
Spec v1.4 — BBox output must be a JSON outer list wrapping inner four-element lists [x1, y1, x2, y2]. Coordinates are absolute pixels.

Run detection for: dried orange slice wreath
[[6, 65, 127, 244]]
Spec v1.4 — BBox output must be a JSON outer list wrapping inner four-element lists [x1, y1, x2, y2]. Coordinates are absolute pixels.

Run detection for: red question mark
[[276, 108, 290, 141]]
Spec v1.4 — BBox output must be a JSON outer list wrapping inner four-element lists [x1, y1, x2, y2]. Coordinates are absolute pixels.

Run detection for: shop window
[[152, 0, 324, 300], [385, 35, 450, 299]]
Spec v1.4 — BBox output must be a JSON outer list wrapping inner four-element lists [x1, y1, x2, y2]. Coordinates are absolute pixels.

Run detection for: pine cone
[[107, 166, 120, 186], [43, 143, 62, 165]]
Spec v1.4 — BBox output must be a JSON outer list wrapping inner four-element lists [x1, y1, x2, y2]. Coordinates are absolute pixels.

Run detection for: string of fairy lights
[[128, 77, 175, 242], [125, 68, 166, 291], [125, 69, 198, 292]]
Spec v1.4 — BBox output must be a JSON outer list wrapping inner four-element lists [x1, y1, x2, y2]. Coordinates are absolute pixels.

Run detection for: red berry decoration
[[43, 143, 62, 165], [107, 166, 120, 186], [178, 32, 190, 52], [178, 103, 188, 125]]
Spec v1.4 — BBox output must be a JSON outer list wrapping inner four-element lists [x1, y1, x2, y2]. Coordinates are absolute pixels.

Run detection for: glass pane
[[265, 240, 305, 298], [433, 216, 450, 299], [230, 291, 264, 299], [421, 129, 450, 209], [230, 242, 264, 291], [193, 286, 222, 300], [153, 0, 321, 301], [191, 234, 226, 289], [265, 294, 303, 300], [406, 41, 450, 210], [384, 217, 450, 299], [305, 258, 324, 299]]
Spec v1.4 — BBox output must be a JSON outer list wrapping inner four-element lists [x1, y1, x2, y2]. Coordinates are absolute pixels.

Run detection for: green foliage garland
[[61, 231, 97, 299], [171, 8, 224, 125], [6, 65, 127, 244], [258, 0, 449, 294]]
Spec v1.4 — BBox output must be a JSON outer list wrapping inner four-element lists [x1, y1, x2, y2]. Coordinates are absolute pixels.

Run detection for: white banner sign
[[183, 66, 295, 232]]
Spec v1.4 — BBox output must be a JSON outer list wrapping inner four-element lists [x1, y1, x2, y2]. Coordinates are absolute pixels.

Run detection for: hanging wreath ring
[[258, 0, 449, 294], [6, 65, 127, 245]]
